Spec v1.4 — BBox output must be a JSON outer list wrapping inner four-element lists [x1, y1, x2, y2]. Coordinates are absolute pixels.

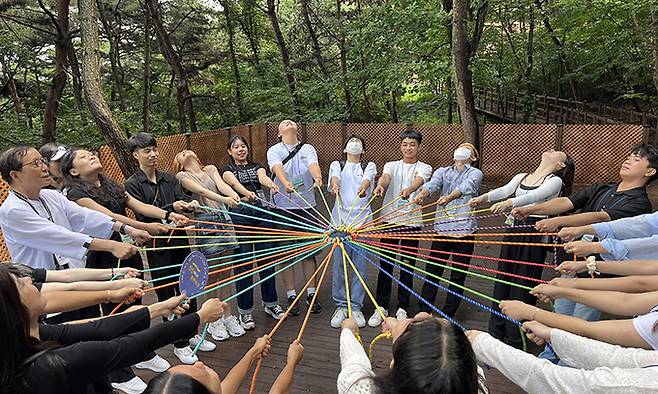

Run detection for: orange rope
[[189, 218, 320, 236], [358, 198, 441, 230], [248, 243, 336, 394], [358, 233, 562, 248], [296, 244, 335, 341]]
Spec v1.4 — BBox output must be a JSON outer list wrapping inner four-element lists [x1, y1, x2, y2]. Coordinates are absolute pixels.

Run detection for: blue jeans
[[538, 297, 602, 364], [230, 205, 279, 314], [332, 247, 367, 310]]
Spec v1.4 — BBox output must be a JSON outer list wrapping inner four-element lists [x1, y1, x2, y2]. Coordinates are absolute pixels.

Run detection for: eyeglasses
[[21, 158, 48, 168]]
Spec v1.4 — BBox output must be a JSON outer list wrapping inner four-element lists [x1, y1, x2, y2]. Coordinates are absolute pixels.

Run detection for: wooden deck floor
[[135, 211, 544, 393]]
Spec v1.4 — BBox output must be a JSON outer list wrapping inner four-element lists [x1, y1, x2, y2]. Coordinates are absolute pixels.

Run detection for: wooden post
[[513, 95, 517, 121], [555, 124, 564, 151], [544, 95, 549, 123], [247, 123, 254, 161], [185, 130, 191, 149], [341, 122, 348, 146]]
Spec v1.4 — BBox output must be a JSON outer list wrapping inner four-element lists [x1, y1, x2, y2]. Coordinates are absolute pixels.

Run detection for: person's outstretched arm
[[269, 340, 304, 394], [220, 335, 271, 394]]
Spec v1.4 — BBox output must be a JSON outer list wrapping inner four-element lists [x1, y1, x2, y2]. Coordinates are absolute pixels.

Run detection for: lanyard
[[595, 185, 627, 212]]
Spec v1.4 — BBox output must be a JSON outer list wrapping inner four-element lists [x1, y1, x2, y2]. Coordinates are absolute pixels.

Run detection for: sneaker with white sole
[[353, 310, 366, 328], [223, 315, 246, 337], [330, 307, 348, 328], [368, 308, 388, 327], [239, 313, 256, 330], [190, 334, 216, 352], [134, 354, 170, 372], [111, 376, 147, 394], [396, 308, 408, 320], [173, 346, 198, 365], [208, 319, 229, 341], [264, 304, 285, 320]]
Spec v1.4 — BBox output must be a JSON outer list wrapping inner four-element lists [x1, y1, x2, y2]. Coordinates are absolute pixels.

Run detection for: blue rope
[[198, 204, 326, 233]]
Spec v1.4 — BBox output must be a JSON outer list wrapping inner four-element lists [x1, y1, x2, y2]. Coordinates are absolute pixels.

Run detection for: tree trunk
[[443, 0, 453, 124], [452, 0, 482, 147], [236, 1, 261, 70], [446, 76, 453, 124], [97, 0, 127, 111], [390, 90, 398, 123], [522, 7, 535, 122], [336, 0, 352, 119], [146, 0, 197, 133], [651, 11, 658, 99], [534, 0, 578, 100], [67, 41, 84, 112], [42, 0, 70, 144], [299, 0, 329, 80], [266, 0, 301, 115], [78, 0, 138, 177], [221, 0, 246, 122], [0, 54, 22, 115], [142, 4, 151, 133]]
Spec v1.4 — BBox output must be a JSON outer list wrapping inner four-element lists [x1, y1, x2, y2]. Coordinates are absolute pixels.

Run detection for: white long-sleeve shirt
[[0, 189, 114, 269], [337, 328, 488, 394], [473, 330, 658, 394], [485, 173, 563, 209]]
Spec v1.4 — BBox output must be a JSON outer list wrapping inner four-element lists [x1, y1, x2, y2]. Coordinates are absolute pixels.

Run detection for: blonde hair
[[172, 150, 202, 174], [458, 143, 479, 162]]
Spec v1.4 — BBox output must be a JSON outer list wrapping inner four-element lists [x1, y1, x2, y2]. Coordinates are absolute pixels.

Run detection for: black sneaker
[[239, 313, 256, 330], [264, 304, 285, 320], [287, 295, 301, 316], [306, 293, 322, 314]]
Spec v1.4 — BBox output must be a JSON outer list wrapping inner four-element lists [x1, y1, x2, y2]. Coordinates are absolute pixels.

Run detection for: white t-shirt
[[0, 189, 114, 270], [380, 160, 433, 226], [633, 305, 658, 350], [328, 161, 377, 227], [267, 142, 319, 210]]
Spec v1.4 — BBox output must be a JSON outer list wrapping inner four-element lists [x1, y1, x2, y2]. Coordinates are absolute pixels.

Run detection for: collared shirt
[[568, 183, 651, 220], [267, 142, 319, 209], [593, 212, 658, 260], [423, 164, 483, 234], [0, 189, 114, 269], [380, 160, 433, 226], [124, 168, 191, 223], [327, 161, 377, 227]]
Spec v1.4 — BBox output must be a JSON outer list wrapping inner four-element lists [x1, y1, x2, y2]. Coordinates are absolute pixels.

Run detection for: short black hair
[[0, 145, 32, 184], [127, 133, 157, 152], [144, 371, 211, 394], [39, 143, 62, 163], [631, 143, 658, 183], [400, 130, 422, 144]]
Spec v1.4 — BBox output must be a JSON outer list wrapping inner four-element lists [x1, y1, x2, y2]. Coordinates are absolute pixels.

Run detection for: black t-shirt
[[125, 169, 191, 223], [22, 309, 199, 394], [32, 268, 47, 291], [67, 184, 127, 215], [568, 182, 652, 220], [220, 162, 265, 193]]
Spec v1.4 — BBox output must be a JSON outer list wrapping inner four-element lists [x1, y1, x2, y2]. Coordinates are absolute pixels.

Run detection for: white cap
[[453, 147, 472, 161], [50, 146, 68, 162]]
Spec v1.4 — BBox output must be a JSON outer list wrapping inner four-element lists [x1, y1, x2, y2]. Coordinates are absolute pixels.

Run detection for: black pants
[[375, 230, 419, 311], [488, 219, 547, 349], [419, 236, 474, 318], [146, 240, 198, 349]]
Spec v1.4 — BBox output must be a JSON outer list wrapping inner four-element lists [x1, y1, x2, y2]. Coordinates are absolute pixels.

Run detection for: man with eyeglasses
[[0, 145, 145, 271]]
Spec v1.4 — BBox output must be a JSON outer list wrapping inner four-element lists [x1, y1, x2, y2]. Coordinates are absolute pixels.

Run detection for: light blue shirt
[[592, 212, 658, 260], [423, 165, 483, 235]]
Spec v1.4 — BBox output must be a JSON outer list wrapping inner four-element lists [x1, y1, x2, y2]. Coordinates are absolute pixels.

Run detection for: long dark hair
[[144, 371, 211, 394], [60, 148, 127, 208], [226, 135, 251, 165], [0, 265, 62, 393], [555, 154, 575, 197], [373, 318, 484, 394]]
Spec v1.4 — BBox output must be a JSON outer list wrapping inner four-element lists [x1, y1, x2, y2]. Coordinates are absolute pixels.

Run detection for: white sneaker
[[190, 334, 216, 352], [223, 315, 246, 337], [111, 376, 147, 394], [396, 308, 408, 320], [353, 310, 366, 328], [209, 319, 229, 341], [173, 346, 198, 365], [330, 308, 348, 328], [134, 354, 170, 372], [368, 308, 388, 327]]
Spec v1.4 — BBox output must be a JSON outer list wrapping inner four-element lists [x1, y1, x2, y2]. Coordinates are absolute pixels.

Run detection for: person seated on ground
[[498, 283, 658, 350], [328, 135, 377, 329], [269, 340, 304, 394], [558, 210, 658, 260], [413, 143, 483, 320], [0, 262, 226, 394], [509, 143, 658, 362], [7, 262, 146, 296], [143, 335, 273, 394], [468, 148, 574, 349], [338, 314, 488, 394], [368, 130, 433, 327], [467, 321, 658, 394]]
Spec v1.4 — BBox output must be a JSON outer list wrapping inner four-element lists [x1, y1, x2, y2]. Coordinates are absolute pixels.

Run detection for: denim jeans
[[332, 246, 367, 310], [538, 297, 602, 364]]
